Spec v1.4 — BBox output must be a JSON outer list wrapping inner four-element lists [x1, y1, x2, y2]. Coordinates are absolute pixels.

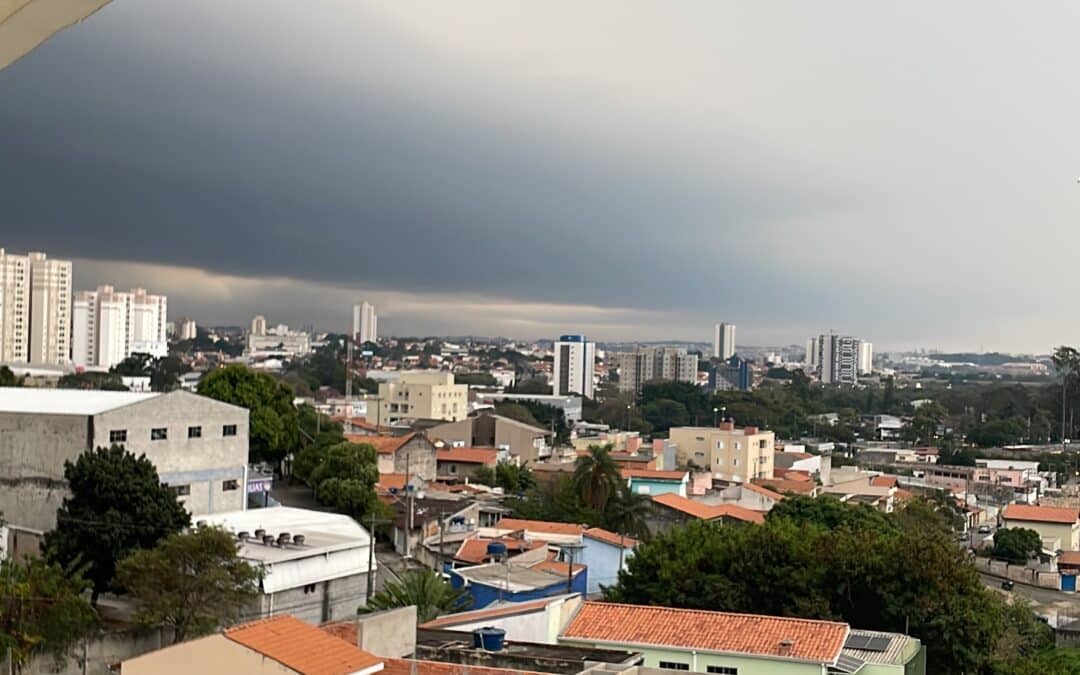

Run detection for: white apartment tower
[[251, 315, 267, 337], [713, 322, 736, 360], [352, 302, 377, 344], [808, 333, 866, 385], [0, 249, 30, 363], [28, 252, 72, 365], [857, 341, 874, 375], [552, 334, 595, 398], [72, 286, 168, 368]]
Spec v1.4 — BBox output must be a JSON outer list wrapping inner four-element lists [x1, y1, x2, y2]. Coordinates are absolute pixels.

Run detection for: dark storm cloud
[[0, 1, 835, 317]]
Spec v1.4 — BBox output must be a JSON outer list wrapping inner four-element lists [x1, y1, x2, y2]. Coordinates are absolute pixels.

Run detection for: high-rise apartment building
[[0, 249, 30, 363], [352, 302, 377, 344], [552, 334, 595, 398], [857, 341, 874, 375], [250, 315, 267, 337], [617, 347, 699, 394], [713, 322, 736, 360], [178, 318, 197, 341], [28, 252, 71, 365], [711, 355, 751, 391], [72, 286, 168, 368], [808, 333, 866, 385]]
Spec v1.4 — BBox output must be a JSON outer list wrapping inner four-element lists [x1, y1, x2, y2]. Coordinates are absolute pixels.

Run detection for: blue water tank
[[486, 541, 508, 560], [474, 627, 506, 651]]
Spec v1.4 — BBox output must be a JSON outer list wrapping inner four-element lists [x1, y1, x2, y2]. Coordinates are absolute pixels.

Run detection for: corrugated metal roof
[[841, 629, 913, 665], [0, 388, 158, 415]]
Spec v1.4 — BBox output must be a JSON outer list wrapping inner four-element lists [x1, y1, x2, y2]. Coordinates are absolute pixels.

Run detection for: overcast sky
[[2, 2, 1079, 351]]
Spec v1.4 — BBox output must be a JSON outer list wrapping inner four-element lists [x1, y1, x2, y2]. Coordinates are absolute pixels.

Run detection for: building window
[[734, 442, 741, 450], [758, 439, 768, 449], [169, 484, 190, 497], [109, 429, 127, 443], [222, 479, 239, 491], [222, 424, 237, 437], [303, 584, 316, 594], [449, 464, 457, 474], [732, 458, 739, 467], [658, 662, 689, 671], [707, 667, 737, 674], [151, 428, 167, 441], [188, 426, 202, 439], [715, 441, 725, 449]]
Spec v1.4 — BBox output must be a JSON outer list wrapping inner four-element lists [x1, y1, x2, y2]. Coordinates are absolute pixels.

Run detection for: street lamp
[[713, 407, 719, 427], [625, 403, 631, 431]]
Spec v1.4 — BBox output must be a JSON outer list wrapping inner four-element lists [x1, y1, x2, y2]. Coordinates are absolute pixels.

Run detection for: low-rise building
[[428, 413, 551, 464], [1002, 504, 1080, 552], [668, 423, 774, 484], [199, 507, 376, 624], [436, 446, 499, 482], [450, 556, 588, 609], [647, 493, 764, 535], [419, 595, 585, 644], [580, 528, 637, 595], [622, 469, 689, 497], [378, 371, 468, 424], [0, 388, 248, 556], [348, 433, 438, 482]]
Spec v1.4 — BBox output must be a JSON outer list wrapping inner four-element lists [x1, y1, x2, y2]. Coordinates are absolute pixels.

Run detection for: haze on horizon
[[2, 1, 1079, 353]]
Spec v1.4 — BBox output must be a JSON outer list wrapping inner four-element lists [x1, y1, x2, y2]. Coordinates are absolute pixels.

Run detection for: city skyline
[[5, 2, 1080, 352]]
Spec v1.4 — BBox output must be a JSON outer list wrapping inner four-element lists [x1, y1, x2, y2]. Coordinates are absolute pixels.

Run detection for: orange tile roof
[[437, 447, 498, 465], [346, 432, 417, 455], [419, 597, 557, 629], [742, 482, 785, 501], [774, 469, 813, 482], [1059, 551, 1080, 566], [870, 476, 899, 488], [561, 602, 848, 664], [620, 469, 688, 481], [650, 494, 764, 524], [894, 488, 915, 502], [754, 478, 816, 495], [583, 527, 638, 548], [225, 614, 382, 675], [454, 537, 545, 564], [494, 518, 586, 536], [376, 473, 407, 491], [1003, 503, 1080, 525]]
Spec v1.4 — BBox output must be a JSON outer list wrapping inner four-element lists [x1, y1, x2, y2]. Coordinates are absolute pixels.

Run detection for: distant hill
[[931, 352, 1035, 366]]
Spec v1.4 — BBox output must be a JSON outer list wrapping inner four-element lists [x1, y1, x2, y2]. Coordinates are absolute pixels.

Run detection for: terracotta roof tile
[[583, 527, 638, 548], [454, 537, 546, 564], [742, 483, 785, 501], [437, 447, 498, 465], [494, 518, 586, 536], [650, 494, 764, 524], [345, 432, 418, 455], [620, 469, 688, 481], [754, 478, 816, 495], [1003, 503, 1079, 525], [225, 614, 382, 675], [376, 473, 407, 491], [870, 476, 899, 488], [1059, 551, 1080, 566], [561, 602, 847, 664]]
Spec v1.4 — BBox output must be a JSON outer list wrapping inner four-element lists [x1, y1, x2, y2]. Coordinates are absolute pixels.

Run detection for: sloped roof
[[742, 483, 785, 501], [650, 494, 765, 524], [561, 602, 847, 664], [225, 614, 383, 675], [1003, 503, 1079, 525], [437, 447, 498, 465], [454, 536, 546, 564], [583, 527, 637, 548], [620, 469, 687, 481], [494, 518, 586, 536], [346, 433, 419, 455], [870, 476, 899, 488], [419, 597, 559, 629], [754, 478, 816, 495]]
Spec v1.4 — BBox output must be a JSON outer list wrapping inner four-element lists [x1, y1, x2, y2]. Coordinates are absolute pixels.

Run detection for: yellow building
[[1001, 503, 1080, 551], [668, 422, 775, 483], [377, 371, 468, 424]]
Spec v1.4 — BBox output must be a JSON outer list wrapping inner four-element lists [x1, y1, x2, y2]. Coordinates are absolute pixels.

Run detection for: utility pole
[[346, 335, 354, 432], [366, 510, 376, 603]]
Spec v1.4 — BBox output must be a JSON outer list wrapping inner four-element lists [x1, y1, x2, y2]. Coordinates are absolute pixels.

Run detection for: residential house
[[711, 482, 785, 512], [668, 423, 775, 484], [821, 478, 899, 513], [622, 469, 689, 497], [609, 453, 662, 471], [198, 507, 376, 624], [348, 433, 438, 482], [419, 594, 585, 644], [120, 615, 384, 675], [1002, 504, 1080, 552], [560, 602, 850, 675], [647, 493, 764, 535], [482, 518, 586, 546], [752, 476, 818, 497], [449, 556, 588, 609], [452, 535, 547, 568], [436, 446, 498, 482], [580, 528, 637, 595], [774, 449, 829, 486], [428, 412, 551, 464], [863, 415, 903, 441]]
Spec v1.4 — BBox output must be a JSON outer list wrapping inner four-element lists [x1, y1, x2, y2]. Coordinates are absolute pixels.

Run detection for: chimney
[[718, 422, 735, 432], [744, 426, 758, 435], [778, 639, 795, 657]]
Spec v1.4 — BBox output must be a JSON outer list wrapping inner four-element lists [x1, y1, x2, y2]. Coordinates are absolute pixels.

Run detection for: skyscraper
[[713, 322, 736, 360], [352, 302, 377, 344], [552, 334, 595, 398], [807, 333, 866, 385], [28, 252, 72, 365], [72, 286, 168, 368], [0, 248, 30, 363], [857, 341, 874, 375], [251, 315, 267, 337]]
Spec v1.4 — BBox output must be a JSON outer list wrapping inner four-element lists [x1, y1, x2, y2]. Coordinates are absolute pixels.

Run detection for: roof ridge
[[579, 601, 850, 627]]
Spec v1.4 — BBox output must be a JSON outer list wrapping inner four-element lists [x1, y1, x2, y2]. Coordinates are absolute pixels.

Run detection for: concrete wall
[[975, 557, 1061, 590], [558, 641, 824, 675], [390, 436, 438, 482], [494, 420, 545, 464], [22, 626, 176, 675], [0, 411, 88, 531], [1002, 519, 1079, 551], [119, 634, 296, 675], [580, 540, 633, 595], [249, 571, 370, 624]]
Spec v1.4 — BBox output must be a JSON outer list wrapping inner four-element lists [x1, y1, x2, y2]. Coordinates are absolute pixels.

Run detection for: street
[[979, 573, 1080, 626]]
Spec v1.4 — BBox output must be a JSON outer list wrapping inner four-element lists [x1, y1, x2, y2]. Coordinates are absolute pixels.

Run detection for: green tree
[[640, 398, 690, 434], [116, 526, 259, 643], [309, 442, 380, 518], [362, 569, 470, 623], [473, 461, 536, 494], [198, 365, 299, 464], [603, 486, 651, 540], [45, 446, 191, 603], [573, 445, 622, 512], [0, 556, 97, 670], [0, 365, 23, 387], [993, 528, 1043, 563], [454, 372, 497, 387], [492, 402, 540, 428]]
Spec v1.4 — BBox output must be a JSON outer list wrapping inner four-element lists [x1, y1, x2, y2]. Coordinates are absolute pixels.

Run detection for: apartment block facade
[[617, 347, 699, 393], [0, 249, 29, 363], [807, 333, 866, 385], [668, 423, 775, 483], [552, 334, 595, 398], [72, 286, 168, 368], [0, 249, 70, 365], [377, 371, 468, 424], [713, 322, 735, 359], [353, 301, 377, 344]]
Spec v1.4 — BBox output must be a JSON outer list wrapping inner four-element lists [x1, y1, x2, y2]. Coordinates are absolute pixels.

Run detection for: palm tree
[[605, 486, 651, 540], [361, 569, 470, 623], [573, 444, 621, 513]]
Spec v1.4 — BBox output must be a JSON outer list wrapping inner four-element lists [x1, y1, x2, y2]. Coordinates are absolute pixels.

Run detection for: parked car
[[1001, 580, 1014, 591], [978, 524, 992, 534]]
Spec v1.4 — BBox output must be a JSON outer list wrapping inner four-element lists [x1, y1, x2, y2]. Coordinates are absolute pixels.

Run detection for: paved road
[[979, 573, 1080, 625]]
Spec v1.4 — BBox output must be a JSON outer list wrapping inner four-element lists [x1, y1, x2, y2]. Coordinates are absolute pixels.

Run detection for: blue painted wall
[[628, 477, 686, 498], [580, 539, 634, 595], [450, 568, 588, 609]]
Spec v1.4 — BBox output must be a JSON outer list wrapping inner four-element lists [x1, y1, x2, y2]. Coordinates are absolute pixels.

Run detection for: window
[[222, 479, 239, 491], [303, 583, 316, 594], [449, 464, 457, 474], [758, 439, 768, 449], [151, 427, 167, 441], [734, 442, 741, 450], [715, 441, 725, 449], [188, 426, 202, 439], [707, 667, 737, 674], [109, 429, 127, 443], [222, 424, 237, 437], [732, 458, 740, 467], [637, 485, 651, 494], [658, 662, 689, 671], [169, 484, 190, 497]]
